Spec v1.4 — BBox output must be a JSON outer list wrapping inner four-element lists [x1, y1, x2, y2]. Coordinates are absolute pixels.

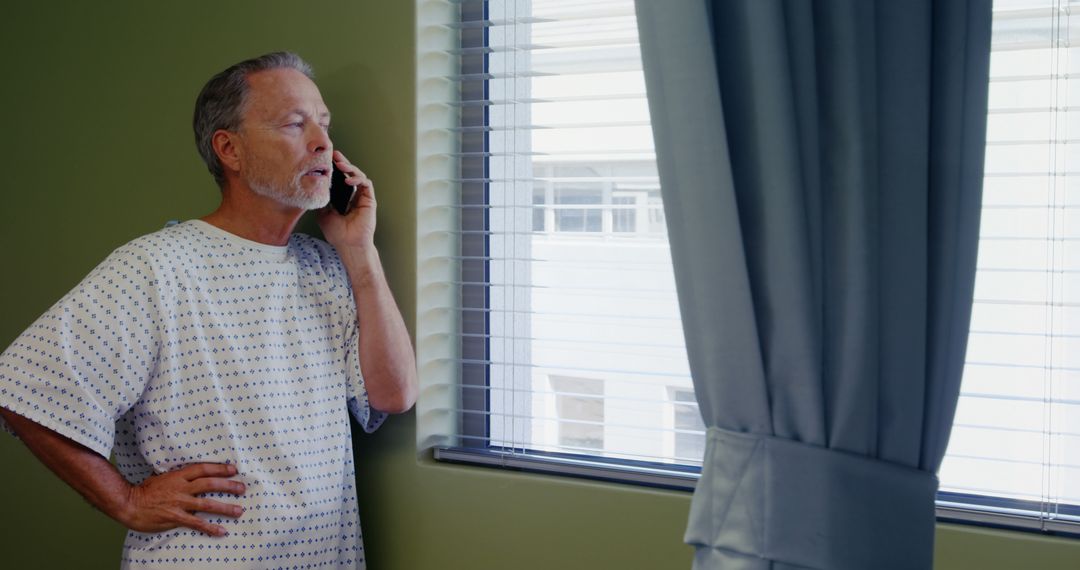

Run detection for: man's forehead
[[244, 68, 329, 118]]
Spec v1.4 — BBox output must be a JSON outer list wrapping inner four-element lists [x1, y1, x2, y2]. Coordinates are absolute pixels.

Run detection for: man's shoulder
[[289, 233, 342, 264], [106, 222, 203, 265], [288, 233, 350, 283], [51, 224, 196, 307]]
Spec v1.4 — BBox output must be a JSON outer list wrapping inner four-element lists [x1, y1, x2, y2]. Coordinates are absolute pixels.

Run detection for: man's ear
[[212, 129, 242, 174]]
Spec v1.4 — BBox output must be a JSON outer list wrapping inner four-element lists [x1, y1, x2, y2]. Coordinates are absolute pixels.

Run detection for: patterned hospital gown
[[0, 220, 386, 569]]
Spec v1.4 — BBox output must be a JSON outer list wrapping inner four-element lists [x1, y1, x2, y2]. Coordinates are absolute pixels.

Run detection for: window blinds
[[938, 0, 1080, 533], [418, 0, 1080, 524], [420, 0, 701, 482]]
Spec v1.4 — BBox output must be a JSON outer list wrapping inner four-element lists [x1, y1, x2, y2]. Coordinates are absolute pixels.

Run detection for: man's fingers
[[341, 166, 366, 179], [332, 152, 370, 187], [176, 512, 228, 537], [178, 462, 237, 481], [342, 173, 373, 194], [188, 477, 246, 496], [186, 497, 245, 518], [332, 151, 357, 171], [332, 150, 357, 172], [347, 179, 374, 197], [342, 170, 371, 186]]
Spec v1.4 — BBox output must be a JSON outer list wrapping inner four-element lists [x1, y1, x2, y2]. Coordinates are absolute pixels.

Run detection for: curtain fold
[[635, 1, 991, 568]]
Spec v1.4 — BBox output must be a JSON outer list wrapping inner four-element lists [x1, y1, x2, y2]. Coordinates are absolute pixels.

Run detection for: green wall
[[0, 2, 1077, 568], [0, 1, 419, 566]]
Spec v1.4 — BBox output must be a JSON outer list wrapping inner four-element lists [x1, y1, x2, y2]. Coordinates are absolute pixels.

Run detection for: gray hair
[[193, 52, 315, 187]]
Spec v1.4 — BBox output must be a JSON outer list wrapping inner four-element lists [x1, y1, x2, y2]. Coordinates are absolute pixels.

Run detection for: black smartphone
[[328, 165, 357, 215]]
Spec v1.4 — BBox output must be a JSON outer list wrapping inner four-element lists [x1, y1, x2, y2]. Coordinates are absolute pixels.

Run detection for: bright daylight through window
[[425, 0, 1080, 530], [431, 0, 699, 484], [937, 0, 1080, 532]]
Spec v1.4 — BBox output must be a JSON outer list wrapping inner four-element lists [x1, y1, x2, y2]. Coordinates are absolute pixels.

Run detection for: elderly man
[[0, 52, 416, 568]]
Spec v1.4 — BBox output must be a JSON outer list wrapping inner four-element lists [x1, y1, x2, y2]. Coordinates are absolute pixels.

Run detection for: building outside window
[[433, 0, 1080, 533]]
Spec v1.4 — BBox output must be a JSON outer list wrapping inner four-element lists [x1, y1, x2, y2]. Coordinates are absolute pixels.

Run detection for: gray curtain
[[634, 1, 991, 568]]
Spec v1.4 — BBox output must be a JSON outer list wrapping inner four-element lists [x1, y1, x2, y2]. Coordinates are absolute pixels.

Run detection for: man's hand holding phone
[[317, 150, 377, 255]]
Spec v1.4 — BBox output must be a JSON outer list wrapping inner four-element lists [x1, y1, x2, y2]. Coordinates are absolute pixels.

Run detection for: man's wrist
[[112, 482, 140, 529], [338, 245, 382, 287]]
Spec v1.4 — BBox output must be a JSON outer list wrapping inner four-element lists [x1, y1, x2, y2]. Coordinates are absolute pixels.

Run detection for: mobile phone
[[328, 165, 357, 215]]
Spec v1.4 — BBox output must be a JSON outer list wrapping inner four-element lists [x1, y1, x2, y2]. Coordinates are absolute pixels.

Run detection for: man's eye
[[321, 124, 331, 132]]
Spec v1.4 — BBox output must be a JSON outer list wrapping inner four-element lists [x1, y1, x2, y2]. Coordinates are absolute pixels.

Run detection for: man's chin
[[283, 188, 329, 211], [302, 188, 331, 211], [247, 179, 328, 211], [270, 194, 325, 211], [296, 180, 330, 210]]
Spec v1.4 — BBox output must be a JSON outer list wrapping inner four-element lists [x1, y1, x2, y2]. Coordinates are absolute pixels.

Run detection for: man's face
[[234, 68, 333, 210]]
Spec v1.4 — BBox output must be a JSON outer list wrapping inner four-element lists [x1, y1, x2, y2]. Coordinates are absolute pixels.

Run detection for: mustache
[[297, 157, 333, 178]]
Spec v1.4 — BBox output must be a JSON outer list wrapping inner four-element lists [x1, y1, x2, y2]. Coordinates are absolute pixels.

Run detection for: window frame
[[427, 0, 1080, 539], [436, 0, 704, 492]]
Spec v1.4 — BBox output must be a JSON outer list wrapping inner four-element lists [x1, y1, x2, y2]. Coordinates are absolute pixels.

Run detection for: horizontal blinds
[[939, 0, 1080, 527], [422, 0, 1080, 525], [431, 0, 701, 469]]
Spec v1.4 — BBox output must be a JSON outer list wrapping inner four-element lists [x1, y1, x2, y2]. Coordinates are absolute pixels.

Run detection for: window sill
[[434, 446, 1080, 539]]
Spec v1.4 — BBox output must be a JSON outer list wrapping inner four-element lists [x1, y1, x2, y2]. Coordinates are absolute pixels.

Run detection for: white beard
[[245, 161, 328, 211]]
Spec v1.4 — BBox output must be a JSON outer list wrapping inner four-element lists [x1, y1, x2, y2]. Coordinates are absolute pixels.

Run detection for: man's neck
[[200, 185, 306, 247]]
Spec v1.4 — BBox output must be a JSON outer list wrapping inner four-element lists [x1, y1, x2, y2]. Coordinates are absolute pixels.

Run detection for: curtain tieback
[[685, 427, 939, 570]]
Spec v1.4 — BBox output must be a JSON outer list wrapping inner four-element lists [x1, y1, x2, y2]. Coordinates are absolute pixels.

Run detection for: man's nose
[[308, 125, 331, 154]]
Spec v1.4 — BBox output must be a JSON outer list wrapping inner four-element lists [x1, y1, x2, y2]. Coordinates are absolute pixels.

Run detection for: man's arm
[[1, 408, 245, 536], [339, 246, 419, 414], [318, 150, 419, 415]]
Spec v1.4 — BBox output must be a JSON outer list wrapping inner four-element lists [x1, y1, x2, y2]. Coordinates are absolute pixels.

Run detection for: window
[[937, 0, 1080, 534], [552, 185, 603, 233], [668, 388, 706, 464], [418, 0, 1080, 532], [549, 375, 605, 451], [423, 0, 699, 487]]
